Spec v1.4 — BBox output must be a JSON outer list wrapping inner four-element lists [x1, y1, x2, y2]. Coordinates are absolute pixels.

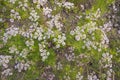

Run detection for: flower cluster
[[56, 62, 63, 70], [70, 26, 86, 41], [76, 72, 83, 80], [102, 21, 112, 32], [63, 2, 74, 9], [54, 14, 64, 31], [18, 0, 28, 11], [64, 73, 71, 80], [101, 29, 109, 46], [0, 55, 12, 68], [41, 66, 55, 80], [3, 26, 19, 43], [33, 27, 43, 41], [45, 29, 54, 39], [9, 0, 16, 4], [46, 14, 64, 31], [64, 47, 75, 61], [15, 62, 30, 72], [19, 24, 36, 38], [106, 69, 113, 80], [100, 53, 113, 80], [65, 53, 75, 62], [33, 0, 48, 7], [53, 33, 66, 48], [88, 72, 99, 80], [19, 48, 29, 58], [29, 9, 40, 22], [39, 43, 50, 61], [9, 45, 18, 54], [0, 55, 13, 77], [10, 9, 21, 22], [100, 52, 112, 68], [56, 1, 74, 9], [43, 7, 52, 18], [1, 68, 13, 77], [84, 39, 94, 50], [25, 39, 34, 50]]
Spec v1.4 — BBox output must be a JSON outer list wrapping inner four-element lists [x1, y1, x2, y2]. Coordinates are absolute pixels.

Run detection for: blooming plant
[[0, 0, 120, 80]]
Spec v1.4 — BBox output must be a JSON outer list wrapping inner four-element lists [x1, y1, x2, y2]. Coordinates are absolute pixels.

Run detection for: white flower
[[65, 53, 75, 61], [9, 0, 16, 4], [9, 45, 18, 54], [10, 18, 14, 22], [10, 9, 21, 20], [0, 55, 12, 68], [38, 0, 48, 6], [80, 5, 85, 10], [70, 30, 75, 35], [25, 39, 34, 50], [33, 0, 37, 3], [76, 72, 83, 80], [56, 2, 62, 7], [0, 18, 3, 22], [33, 27, 43, 41], [2, 26, 19, 43], [39, 43, 50, 61], [2, 68, 13, 76], [56, 44, 60, 48], [15, 62, 30, 72], [118, 30, 120, 34], [63, 2, 74, 9], [29, 9, 40, 21], [101, 53, 113, 68], [64, 75, 71, 80], [43, 7, 52, 18], [75, 35, 80, 41], [20, 48, 29, 58], [88, 72, 99, 80], [56, 62, 63, 70], [46, 19, 54, 28], [55, 33, 66, 48]]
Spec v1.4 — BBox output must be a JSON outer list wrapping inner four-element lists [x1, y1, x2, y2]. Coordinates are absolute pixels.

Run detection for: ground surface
[[0, 0, 120, 80]]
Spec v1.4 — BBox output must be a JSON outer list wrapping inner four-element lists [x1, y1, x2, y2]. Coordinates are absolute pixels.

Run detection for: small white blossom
[[9, 45, 18, 54], [88, 72, 99, 80], [54, 33, 66, 48], [10, 9, 21, 21], [76, 72, 83, 80], [20, 48, 29, 58], [2, 68, 13, 76], [29, 9, 40, 22], [3, 26, 19, 43], [101, 53, 112, 68], [70, 30, 75, 35], [0, 18, 3, 22], [18, 1, 28, 11], [56, 62, 63, 70], [38, 0, 48, 6], [9, 0, 16, 4], [65, 53, 75, 61], [0, 55, 12, 68], [39, 43, 50, 61], [15, 62, 30, 72], [75, 35, 80, 41], [25, 39, 34, 50], [43, 7, 52, 18], [63, 2, 74, 9]]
